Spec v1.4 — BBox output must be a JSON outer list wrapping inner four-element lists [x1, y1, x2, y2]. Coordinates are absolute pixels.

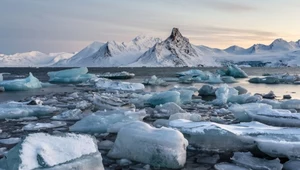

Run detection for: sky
[[1, 0, 300, 54]]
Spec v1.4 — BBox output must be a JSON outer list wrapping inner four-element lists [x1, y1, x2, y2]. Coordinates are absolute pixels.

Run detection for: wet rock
[[0, 87, 5, 92], [98, 140, 114, 150], [234, 86, 248, 95], [196, 153, 220, 164], [117, 159, 132, 166], [283, 94, 292, 99], [198, 85, 217, 96], [263, 91, 276, 99]]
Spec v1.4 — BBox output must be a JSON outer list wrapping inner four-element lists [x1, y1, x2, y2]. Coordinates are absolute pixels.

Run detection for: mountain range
[[1, 28, 300, 67]]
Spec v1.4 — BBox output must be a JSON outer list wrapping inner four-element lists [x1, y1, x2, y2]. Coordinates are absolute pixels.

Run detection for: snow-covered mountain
[[130, 28, 219, 67], [55, 36, 161, 67], [0, 51, 75, 67], [2, 27, 300, 67]]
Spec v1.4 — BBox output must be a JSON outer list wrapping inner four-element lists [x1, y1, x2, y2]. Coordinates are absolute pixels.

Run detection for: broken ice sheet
[[23, 121, 67, 131]]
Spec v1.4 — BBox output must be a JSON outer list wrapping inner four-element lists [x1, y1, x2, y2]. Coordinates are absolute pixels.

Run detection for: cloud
[[200, 0, 257, 12]]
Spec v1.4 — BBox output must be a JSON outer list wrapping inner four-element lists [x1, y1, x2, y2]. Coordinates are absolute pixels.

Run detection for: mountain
[[130, 28, 219, 67], [0, 51, 75, 67], [197, 45, 228, 56], [55, 36, 161, 67], [224, 45, 246, 54]]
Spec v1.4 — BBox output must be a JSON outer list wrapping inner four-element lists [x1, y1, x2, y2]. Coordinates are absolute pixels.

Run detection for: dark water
[[1, 67, 300, 102]]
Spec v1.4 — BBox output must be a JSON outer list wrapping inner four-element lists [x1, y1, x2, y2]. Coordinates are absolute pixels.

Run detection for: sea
[[1, 67, 300, 102]]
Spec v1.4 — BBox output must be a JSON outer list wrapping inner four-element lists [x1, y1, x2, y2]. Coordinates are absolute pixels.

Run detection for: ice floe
[[94, 78, 145, 91], [48, 67, 96, 83], [0, 73, 41, 91], [98, 71, 134, 79]]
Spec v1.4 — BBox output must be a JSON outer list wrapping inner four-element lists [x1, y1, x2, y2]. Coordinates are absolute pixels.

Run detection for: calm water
[[1, 67, 300, 102]]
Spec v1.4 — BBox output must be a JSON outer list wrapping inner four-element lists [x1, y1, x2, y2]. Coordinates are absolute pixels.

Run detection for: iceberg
[[143, 75, 167, 86], [198, 85, 217, 96], [108, 122, 188, 169], [69, 110, 146, 133], [176, 69, 206, 77], [170, 89, 194, 103], [48, 67, 96, 83], [0, 133, 104, 170], [146, 91, 181, 106], [231, 152, 282, 170], [51, 109, 85, 121], [0, 102, 58, 119], [221, 76, 237, 83], [212, 84, 239, 106], [0, 73, 41, 91], [94, 78, 145, 91], [281, 99, 300, 109], [226, 65, 248, 78], [98, 71, 135, 79]]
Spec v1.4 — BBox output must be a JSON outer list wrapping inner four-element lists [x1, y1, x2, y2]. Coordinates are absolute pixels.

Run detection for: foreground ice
[[0, 138, 21, 145], [161, 119, 300, 153], [225, 65, 248, 78], [229, 103, 272, 122], [176, 69, 206, 77], [151, 102, 186, 118], [0, 133, 104, 170], [98, 71, 135, 79], [69, 110, 146, 133], [214, 162, 248, 170], [108, 121, 188, 169], [0, 73, 41, 91], [94, 78, 145, 91], [143, 75, 167, 86], [212, 84, 238, 106], [169, 113, 201, 122], [48, 67, 96, 83], [231, 152, 282, 170], [0, 102, 58, 119], [146, 91, 181, 106]]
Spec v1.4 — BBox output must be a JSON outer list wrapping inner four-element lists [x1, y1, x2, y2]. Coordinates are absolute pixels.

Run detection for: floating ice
[[225, 65, 248, 78], [281, 99, 300, 109], [198, 85, 217, 96], [231, 152, 282, 170], [249, 76, 280, 84], [204, 73, 223, 84], [229, 103, 272, 122], [98, 71, 135, 79], [0, 73, 10, 82], [0, 102, 58, 119], [164, 120, 300, 153], [212, 84, 238, 106], [170, 89, 194, 104], [108, 121, 188, 169], [0, 73, 41, 91], [23, 121, 67, 131], [151, 102, 186, 118], [169, 113, 201, 122], [259, 99, 282, 109], [176, 69, 206, 77], [0, 133, 104, 170], [146, 91, 181, 106], [69, 110, 147, 133], [284, 160, 300, 170], [0, 137, 21, 145], [48, 67, 96, 83], [234, 86, 248, 95], [94, 78, 145, 91], [214, 162, 248, 170], [246, 107, 300, 127], [143, 75, 167, 86], [51, 109, 85, 121], [221, 76, 237, 83]]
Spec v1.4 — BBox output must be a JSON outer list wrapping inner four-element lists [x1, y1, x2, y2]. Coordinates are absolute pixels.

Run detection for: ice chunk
[[283, 160, 300, 170], [0, 87, 4, 92], [198, 85, 216, 96], [98, 71, 135, 79], [69, 110, 146, 133], [246, 107, 300, 127], [146, 91, 181, 106], [0, 73, 10, 82], [169, 113, 201, 122], [212, 84, 239, 106], [255, 135, 300, 159], [94, 78, 145, 91], [249, 76, 280, 84], [0, 133, 104, 170], [226, 65, 248, 78], [0, 73, 41, 91], [170, 89, 194, 103], [176, 69, 206, 77], [108, 122, 188, 169], [48, 67, 96, 83], [234, 86, 248, 95], [214, 162, 248, 170], [152, 102, 186, 118], [0, 102, 58, 119], [281, 99, 300, 109], [260, 99, 282, 109], [0, 137, 21, 145], [229, 103, 272, 122], [51, 109, 85, 121], [231, 152, 282, 170], [23, 121, 67, 131], [221, 76, 237, 83], [205, 73, 223, 84], [143, 75, 167, 86]]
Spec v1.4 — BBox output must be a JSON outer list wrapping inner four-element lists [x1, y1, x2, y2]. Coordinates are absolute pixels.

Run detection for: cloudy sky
[[1, 0, 300, 54]]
